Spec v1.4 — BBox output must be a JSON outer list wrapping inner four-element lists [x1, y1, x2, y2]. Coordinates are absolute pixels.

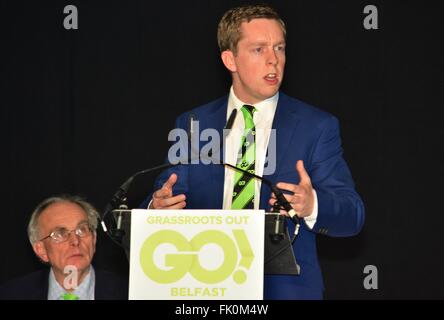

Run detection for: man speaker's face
[[227, 18, 286, 104]]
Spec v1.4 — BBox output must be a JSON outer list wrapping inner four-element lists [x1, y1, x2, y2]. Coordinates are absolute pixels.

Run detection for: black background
[[1, 0, 443, 299]]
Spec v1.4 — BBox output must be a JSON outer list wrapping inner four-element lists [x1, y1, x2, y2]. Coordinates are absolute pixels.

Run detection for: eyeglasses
[[39, 222, 93, 243]]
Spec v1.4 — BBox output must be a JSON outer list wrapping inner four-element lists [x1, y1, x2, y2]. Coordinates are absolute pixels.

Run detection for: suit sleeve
[[308, 115, 365, 237]]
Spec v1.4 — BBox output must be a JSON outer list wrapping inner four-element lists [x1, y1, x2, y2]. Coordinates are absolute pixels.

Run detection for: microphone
[[220, 161, 301, 273], [207, 108, 237, 161], [188, 113, 197, 164], [214, 107, 300, 234], [221, 162, 301, 235], [225, 108, 237, 130], [102, 110, 237, 243], [211, 107, 300, 232], [205, 107, 300, 234], [189, 113, 196, 136], [101, 162, 175, 243]]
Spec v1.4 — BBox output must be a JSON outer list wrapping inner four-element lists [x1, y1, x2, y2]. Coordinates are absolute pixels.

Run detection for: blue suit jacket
[[142, 92, 365, 299]]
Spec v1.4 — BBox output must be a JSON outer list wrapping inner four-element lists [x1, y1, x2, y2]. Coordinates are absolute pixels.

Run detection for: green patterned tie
[[231, 105, 256, 209]]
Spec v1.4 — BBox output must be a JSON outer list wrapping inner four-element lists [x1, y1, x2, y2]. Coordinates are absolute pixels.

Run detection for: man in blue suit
[[142, 4, 364, 299]]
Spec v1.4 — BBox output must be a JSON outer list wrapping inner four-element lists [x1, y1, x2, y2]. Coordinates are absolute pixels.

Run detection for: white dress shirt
[[222, 87, 318, 228], [47, 266, 95, 300]]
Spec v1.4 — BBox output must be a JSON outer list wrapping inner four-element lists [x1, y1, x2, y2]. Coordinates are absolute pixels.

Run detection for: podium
[[113, 209, 299, 300]]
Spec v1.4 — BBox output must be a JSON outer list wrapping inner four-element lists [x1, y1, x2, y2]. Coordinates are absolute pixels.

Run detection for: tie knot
[[241, 104, 255, 116], [240, 105, 255, 128], [240, 105, 255, 130]]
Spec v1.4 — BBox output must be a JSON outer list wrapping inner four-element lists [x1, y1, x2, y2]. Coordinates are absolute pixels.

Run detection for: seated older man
[[0, 195, 128, 300]]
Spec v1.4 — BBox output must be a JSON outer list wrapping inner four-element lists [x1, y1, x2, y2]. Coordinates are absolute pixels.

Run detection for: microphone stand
[[100, 163, 175, 247], [101, 111, 238, 246], [221, 162, 301, 235]]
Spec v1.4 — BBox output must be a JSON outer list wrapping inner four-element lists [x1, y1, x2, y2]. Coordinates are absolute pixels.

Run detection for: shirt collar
[[227, 86, 278, 125], [47, 265, 95, 300]]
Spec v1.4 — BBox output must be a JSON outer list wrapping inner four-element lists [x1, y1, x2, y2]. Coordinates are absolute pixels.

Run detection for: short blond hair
[[217, 4, 286, 54]]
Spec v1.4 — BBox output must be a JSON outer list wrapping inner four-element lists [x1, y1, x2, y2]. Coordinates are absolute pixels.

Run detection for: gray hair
[[27, 195, 100, 244]]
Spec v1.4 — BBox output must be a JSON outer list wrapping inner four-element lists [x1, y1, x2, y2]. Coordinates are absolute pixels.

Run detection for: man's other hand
[[150, 173, 186, 209], [269, 160, 314, 218]]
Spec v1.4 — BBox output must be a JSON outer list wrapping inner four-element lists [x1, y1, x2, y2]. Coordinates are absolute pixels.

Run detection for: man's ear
[[32, 241, 49, 263], [221, 50, 237, 73]]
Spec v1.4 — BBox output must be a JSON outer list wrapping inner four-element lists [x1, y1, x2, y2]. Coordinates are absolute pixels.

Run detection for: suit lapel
[[203, 97, 228, 209], [33, 268, 50, 300], [260, 93, 300, 209]]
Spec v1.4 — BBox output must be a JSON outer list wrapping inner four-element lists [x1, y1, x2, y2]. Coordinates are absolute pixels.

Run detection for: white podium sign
[[129, 209, 264, 300]]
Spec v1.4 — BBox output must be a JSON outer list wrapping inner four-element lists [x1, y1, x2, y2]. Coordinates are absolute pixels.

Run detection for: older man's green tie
[[62, 293, 79, 300]]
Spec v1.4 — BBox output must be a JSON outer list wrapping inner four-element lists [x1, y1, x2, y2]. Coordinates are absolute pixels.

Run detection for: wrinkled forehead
[[38, 201, 88, 232]]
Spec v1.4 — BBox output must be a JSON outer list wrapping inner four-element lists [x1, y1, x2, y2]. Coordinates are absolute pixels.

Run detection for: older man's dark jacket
[[0, 268, 128, 300]]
